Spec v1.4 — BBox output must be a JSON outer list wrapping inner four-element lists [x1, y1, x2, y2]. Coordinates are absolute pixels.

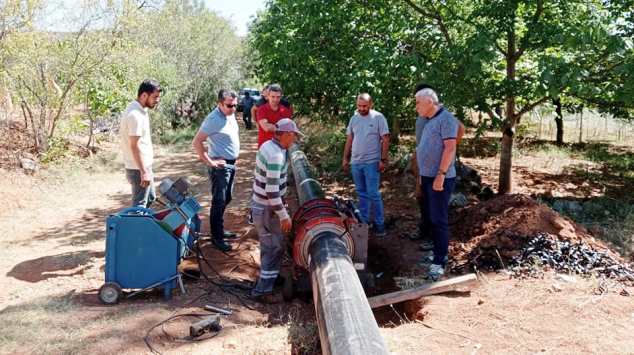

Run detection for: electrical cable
[[191, 237, 256, 309], [143, 312, 222, 355]]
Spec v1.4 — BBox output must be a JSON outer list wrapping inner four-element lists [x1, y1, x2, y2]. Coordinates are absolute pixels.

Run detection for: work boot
[[212, 238, 232, 252], [374, 224, 387, 238], [223, 230, 238, 239]]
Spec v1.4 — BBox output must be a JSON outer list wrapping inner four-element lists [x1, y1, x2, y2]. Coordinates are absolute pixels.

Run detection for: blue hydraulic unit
[[98, 177, 201, 304]]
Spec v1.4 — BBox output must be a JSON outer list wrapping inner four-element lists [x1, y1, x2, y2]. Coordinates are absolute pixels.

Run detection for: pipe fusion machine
[[98, 178, 201, 304]]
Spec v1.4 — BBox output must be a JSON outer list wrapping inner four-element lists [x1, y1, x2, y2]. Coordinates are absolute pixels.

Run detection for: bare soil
[[1, 120, 633, 354]]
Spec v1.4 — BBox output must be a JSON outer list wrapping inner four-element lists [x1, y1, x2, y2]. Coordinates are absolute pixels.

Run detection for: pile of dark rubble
[[510, 233, 634, 283]]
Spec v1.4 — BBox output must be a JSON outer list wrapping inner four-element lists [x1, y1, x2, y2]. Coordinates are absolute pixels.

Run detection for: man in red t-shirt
[[256, 83, 294, 147]]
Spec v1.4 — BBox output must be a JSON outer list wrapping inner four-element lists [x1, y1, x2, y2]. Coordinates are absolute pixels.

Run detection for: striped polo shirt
[[251, 138, 289, 219]]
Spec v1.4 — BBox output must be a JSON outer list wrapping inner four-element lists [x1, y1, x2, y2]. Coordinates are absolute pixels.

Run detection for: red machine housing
[[291, 198, 356, 269]]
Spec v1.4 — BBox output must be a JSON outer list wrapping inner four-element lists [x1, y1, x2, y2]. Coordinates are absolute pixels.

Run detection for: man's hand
[[342, 158, 350, 173], [140, 170, 152, 188], [209, 159, 226, 169], [433, 174, 445, 192], [281, 217, 292, 233], [378, 160, 386, 172]]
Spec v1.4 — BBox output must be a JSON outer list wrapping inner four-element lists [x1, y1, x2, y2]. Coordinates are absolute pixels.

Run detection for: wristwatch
[[437, 170, 446, 176]]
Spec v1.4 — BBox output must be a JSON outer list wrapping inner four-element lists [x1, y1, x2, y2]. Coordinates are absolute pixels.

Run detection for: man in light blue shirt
[[342, 93, 390, 236], [192, 89, 240, 252]]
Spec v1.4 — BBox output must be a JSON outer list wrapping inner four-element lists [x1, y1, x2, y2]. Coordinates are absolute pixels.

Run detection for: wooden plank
[[368, 273, 478, 309]]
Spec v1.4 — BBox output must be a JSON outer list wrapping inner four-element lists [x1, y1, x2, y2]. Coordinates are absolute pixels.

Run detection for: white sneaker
[[419, 253, 448, 265], [427, 263, 445, 281]]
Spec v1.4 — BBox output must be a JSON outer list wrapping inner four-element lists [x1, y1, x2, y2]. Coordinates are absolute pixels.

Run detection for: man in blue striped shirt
[[250, 118, 302, 301]]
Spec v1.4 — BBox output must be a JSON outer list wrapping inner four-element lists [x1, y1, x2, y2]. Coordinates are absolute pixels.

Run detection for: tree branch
[[515, 0, 544, 60], [516, 96, 549, 118], [495, 41, 506, 56], [402, 0, 453, 46]]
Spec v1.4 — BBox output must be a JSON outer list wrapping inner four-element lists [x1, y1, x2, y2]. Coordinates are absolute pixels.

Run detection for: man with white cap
[[250, 118, 302, 302]]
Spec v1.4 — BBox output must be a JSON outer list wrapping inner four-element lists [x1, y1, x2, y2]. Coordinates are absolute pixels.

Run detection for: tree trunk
[[499, 124, 514, 194], [553, 97, 564, 145], [578, 109, 583, 143], [391, 113, 401, 145], [498, 27, 517, 195]]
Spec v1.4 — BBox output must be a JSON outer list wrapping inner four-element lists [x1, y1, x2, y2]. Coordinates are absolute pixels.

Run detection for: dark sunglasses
[[224, 103, 237, 108]]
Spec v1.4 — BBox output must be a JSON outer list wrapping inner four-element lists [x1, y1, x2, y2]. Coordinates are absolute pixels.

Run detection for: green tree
[[249, 0, 425, 138], [127, 0, 244, 129], [402, 0, 632, 193]]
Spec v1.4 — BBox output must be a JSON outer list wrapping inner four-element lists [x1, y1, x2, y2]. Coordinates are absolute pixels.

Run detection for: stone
[[450, 193, 469, 207], [555, 274, 577, 283], [566, 201, 583, 212], [20, 158, 39, 173], [224, 340, 237, 349]]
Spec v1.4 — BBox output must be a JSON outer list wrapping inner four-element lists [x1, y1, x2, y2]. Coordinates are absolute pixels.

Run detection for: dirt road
[[1, 125, 633, 354]]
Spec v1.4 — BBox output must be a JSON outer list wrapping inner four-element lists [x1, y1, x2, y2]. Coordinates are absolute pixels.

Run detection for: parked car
[[238, 88, 261, 112]]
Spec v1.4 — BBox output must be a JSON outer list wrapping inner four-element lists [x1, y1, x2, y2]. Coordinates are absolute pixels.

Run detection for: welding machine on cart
[[98, 178, 201, 304]]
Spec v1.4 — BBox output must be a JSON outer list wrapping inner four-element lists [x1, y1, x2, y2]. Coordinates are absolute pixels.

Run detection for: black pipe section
[[309, 232, 389, 355], [289, 144, 324, 205], [289, 143, 389, 355]]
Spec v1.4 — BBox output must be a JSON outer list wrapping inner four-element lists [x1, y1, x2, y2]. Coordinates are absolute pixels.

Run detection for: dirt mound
[[0, 120, 34, 169], [449, 194, 614, 272]]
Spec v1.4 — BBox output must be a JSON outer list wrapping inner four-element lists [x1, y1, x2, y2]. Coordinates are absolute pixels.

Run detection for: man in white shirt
[[119, 79, 162, 208]]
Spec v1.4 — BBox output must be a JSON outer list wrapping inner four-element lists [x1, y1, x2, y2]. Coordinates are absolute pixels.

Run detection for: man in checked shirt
[[250, 118, 303, 302]]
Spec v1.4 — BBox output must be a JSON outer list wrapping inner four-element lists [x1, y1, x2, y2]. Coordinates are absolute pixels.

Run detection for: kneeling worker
[[250, 118, 302, 302]]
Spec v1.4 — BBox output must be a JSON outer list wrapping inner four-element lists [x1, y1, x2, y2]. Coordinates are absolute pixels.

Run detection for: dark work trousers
[[421, 176, 456, 266], [208, 163, 236, 241], [417, 191, 431, 240], [243, 112, 253, 130]]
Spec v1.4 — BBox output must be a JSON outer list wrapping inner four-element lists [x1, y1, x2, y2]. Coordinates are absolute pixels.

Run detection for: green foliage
[[581, 143, 634, 176], [301, 121, 347, 177], [126, 0, 245, 130], [158, 125, 198, 145], [249, 0, 424, 135], [1, 0, 246, 156], [249, 0, 633, 192], [40, 136, 71, 164]]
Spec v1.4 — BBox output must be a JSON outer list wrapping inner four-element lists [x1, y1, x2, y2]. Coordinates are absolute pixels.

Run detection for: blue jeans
[[208, 165, 236, 240], [421, 176, 456, 266], [351, 162, 385, 230], [125, 168, 156, 208]]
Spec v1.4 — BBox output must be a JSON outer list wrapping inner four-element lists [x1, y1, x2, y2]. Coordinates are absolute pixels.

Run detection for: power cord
[[144, 312, 222, 355]]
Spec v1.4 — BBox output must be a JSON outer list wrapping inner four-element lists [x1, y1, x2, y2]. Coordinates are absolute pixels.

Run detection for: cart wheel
[[99, 282, 122, 304]]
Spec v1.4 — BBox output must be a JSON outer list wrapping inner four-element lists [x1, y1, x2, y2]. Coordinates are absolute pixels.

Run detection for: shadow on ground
[[7, 250, 104, 282]]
